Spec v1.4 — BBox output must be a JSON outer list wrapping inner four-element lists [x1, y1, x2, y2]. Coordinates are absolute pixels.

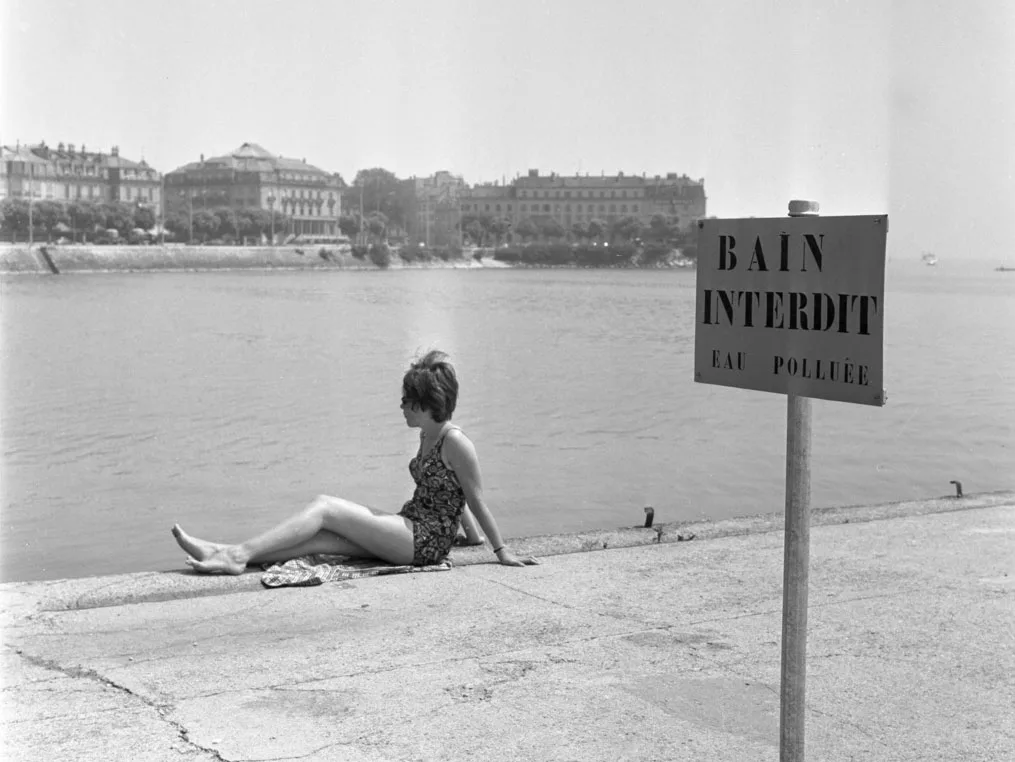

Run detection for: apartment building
[[164, 142, 343, 239], [0, 141, 162, 206], [459, 169, 706, 237]]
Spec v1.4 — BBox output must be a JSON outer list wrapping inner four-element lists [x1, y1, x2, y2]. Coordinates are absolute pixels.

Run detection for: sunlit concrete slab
[[2, 493, 1012, 761]]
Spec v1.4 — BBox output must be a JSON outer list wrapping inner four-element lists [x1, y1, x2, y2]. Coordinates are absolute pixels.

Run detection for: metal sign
[[694, 215, 888, 406]]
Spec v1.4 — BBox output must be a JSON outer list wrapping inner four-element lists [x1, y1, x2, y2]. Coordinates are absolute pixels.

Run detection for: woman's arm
[[444, 430, 538, 567]]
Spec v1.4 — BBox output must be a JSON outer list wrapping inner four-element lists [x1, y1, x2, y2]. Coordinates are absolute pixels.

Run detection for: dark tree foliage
[[349, 168, 407, 229]]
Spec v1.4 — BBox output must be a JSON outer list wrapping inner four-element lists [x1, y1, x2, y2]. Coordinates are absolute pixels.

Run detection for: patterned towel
[[261, 554, 453, 588]]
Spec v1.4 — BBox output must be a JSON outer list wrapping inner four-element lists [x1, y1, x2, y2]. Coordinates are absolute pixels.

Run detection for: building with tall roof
[[163, 143, 344, 239], [458, 169, 706, 240], [1, 141, 162, 206]]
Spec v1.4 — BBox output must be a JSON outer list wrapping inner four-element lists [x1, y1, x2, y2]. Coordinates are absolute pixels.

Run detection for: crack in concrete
[[805, 704, 886, 744], [815, 651, 929, 665], [183, 623, 686, 699], [480, 565, 938, 641], [3, 684, 121, 696], [684, 587, 930, 629], [4, 706, 135, 726], [477, 575, 582, 610], [478, 574, 690, 633], [4, 615, 304, 673], [0, 675, 66, 689], [91, 631, 308, 668], [229, 742, 349, 762], [9, 646, 230, 761], [476, 573, 780, 634], [33, 592, 276, 627]]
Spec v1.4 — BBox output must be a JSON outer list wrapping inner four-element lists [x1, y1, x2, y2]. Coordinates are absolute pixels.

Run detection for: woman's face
[[401, 394, 425, 427]]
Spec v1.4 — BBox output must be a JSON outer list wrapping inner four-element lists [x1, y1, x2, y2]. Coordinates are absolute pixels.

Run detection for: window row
[[120, 186, 156, 202], [26, 183, 115, 200], [56, 164, 103, 177], [281, 189, 326, 200], [517, 189, 643, 200], [6, 163, 108, 179], [462, 203, 640, 215]]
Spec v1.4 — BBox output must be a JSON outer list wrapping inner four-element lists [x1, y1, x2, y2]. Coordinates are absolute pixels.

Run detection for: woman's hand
[[495, 547, 540, 567]]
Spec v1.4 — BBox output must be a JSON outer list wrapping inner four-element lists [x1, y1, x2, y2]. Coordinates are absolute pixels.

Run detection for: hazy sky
[[2, 0, 1012, 260]]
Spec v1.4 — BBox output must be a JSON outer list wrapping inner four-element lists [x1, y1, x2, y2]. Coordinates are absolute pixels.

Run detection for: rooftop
[[169, 142, 337, 179], [2, 142, 154, 172]]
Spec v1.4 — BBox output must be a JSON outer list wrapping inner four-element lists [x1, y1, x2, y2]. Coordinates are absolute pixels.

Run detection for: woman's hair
[[402, 350, 458, 422]]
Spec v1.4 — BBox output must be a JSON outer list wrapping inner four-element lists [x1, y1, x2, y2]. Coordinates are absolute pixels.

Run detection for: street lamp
[[179, 189, 193, 243], [281, 192, 289, 241], [267, 194, 276, 244], [27, 163, 34, 248], [159, 174, 165, 246]]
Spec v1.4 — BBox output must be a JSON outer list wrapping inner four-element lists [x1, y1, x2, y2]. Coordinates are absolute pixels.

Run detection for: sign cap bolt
[[788, 200, 820, 216]]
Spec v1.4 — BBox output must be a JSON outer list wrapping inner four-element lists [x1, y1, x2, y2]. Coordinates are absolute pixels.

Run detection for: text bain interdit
[[700, 234, 880, 336]]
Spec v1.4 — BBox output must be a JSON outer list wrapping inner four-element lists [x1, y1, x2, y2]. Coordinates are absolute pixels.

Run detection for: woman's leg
[[172, 526, 374, 565], [252, 531, 373, 564], [175, 495, 415, 574]]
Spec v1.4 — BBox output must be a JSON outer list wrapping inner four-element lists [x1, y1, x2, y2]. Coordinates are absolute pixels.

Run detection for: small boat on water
[[921, 251, 938, 266], [996, 266, 1015, 272]]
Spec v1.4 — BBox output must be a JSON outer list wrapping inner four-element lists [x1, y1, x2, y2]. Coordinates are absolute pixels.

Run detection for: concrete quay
[[0, 243, 507, 274], [2, 491, 1012, 761]]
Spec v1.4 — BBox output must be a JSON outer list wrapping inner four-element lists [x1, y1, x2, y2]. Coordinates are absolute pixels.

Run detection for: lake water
[[2, 261, 1012, 582]]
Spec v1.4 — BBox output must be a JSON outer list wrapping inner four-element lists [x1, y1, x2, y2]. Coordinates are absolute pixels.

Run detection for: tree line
[[342, 167, 698, 254], [460, 211, 696, 255], [2, 164, 697, 254], [0, 198, 160, 244], [163, 207, 292, 244], [0, 195, 395, 246], [0, 197, 306, 245]]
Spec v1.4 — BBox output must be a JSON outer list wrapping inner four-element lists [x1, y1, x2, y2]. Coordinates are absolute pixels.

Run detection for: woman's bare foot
[[185, 545, 249, 575], [172, 524, 226, 561]]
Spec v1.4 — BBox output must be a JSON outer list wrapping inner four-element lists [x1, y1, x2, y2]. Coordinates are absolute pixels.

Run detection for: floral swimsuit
[[398, 426, 467, 565]]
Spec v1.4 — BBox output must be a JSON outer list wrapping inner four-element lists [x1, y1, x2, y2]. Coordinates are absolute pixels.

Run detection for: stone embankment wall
[[0, 245, 494, 274]]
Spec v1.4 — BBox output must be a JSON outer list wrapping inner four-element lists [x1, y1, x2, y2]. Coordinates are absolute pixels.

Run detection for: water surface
[[1, 261, 1012, 581]]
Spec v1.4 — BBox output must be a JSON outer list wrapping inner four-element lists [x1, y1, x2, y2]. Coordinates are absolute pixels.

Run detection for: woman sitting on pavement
[[172, 350, 538, 573]]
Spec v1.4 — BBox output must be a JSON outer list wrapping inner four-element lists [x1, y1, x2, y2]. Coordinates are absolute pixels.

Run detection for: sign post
[[781, 199, 818, 762], [694, 201, 888, 761]]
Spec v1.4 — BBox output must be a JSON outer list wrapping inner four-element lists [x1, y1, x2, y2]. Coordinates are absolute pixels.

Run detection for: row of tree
[[0, 195, 400, 245], [339, 167, 701, 259], [163, 207, 376, 244], [459, 212, 694, 253], [344, 168, 409, 232], [0, 198, 309, 245], [0, 198, 161, 243], [350, 241, 682, 270], [161, 207, 294, 244], [492, 242, 683, 268]]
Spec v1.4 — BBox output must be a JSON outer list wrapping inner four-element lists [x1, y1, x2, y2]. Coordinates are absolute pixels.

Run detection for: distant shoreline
[[0, 243, 499, 275], [0, 243, 695, 275]]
